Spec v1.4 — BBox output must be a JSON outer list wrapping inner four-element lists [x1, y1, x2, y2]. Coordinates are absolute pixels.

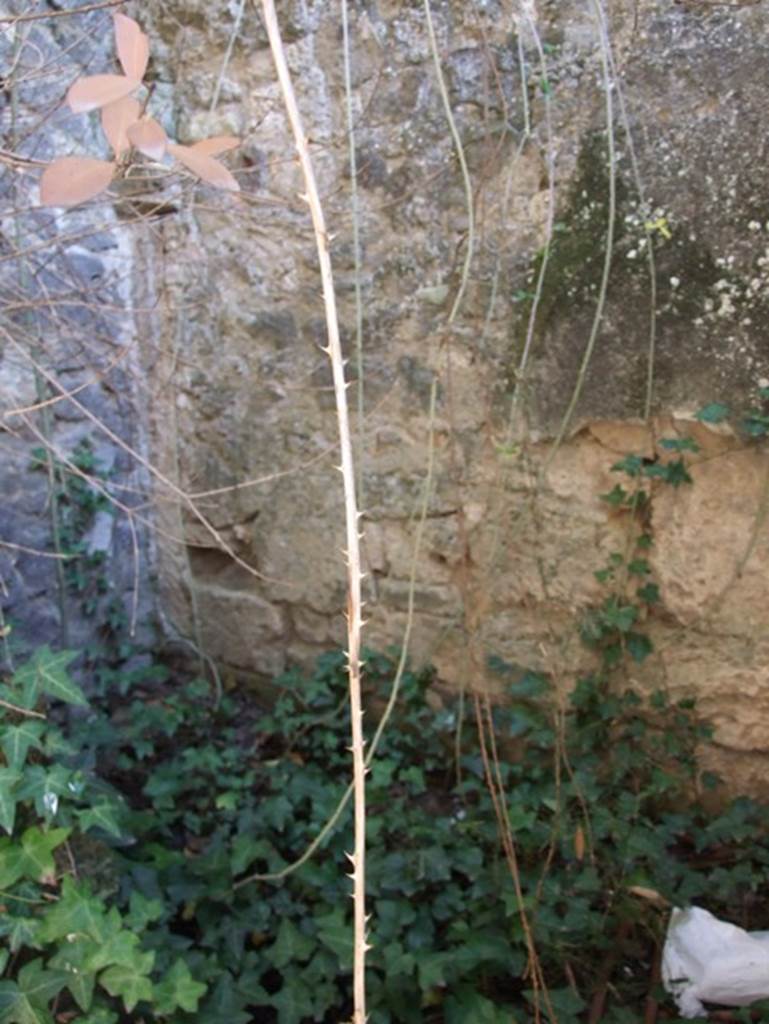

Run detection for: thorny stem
[[234, 384, 438, 890], [259, 3, 368, 1021]]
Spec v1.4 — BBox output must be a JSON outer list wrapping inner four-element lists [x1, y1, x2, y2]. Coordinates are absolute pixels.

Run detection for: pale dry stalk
[[259, 2, 368, 1021]]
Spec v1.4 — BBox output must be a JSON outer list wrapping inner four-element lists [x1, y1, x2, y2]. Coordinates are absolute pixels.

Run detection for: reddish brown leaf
[[67, 74, 139, 114], [168, 143, 240, 192], [40, 157, 116, 207], [190, 135, 241, 157], [113, 13, 149, 81], [101, 96, 141, 157], [127, 117, 167, 161]]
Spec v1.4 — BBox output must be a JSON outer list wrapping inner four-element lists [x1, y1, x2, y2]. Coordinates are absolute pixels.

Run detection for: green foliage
[[30, 440, 112, 616], [0, 644, 754, 1023], [0, 647, 207, 1023], [694, 386, 769, 439]]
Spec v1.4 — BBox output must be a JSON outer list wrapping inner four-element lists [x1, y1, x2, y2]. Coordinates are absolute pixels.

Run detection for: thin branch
[[2, 327, 292, 588], [423, 0, 475, 326], [0, 1, 127, 24], [0, 540, 75, 559], [545, 0, 618, 466], [210, 0, 246, 113], [0, 698, 46, 720]]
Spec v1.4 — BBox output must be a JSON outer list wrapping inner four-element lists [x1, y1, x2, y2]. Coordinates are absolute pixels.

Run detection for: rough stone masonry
[[2, 0, 769, 794]]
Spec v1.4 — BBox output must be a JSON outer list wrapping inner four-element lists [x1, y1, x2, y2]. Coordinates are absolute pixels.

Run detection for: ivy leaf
[[188, 973, 250, 1024], [12, 649, 85, 708], [267, 919, 315, 969], [0, 827, 70, 887], [99, 958, 154, 1013], [2, 722, 45, 772], [16, 765, 72, 821], [659, 436, 700, 453], [695, 401, 730, 424], [600, 600, 637, 633], [37, 877, 105, 943], [124, 890, 164, 930], [0, 960, 67, 1024], [77, 802, 123, 839], [626, 632, 654, 664], [63, 962, 94, 1012], [637, 582, 660, 605], [0, 914, 38, 954], [511, 671, 549, 699], [87, 926, 143, 973], [269, 976, 315, 1024], [77, 1010, 118, 1024], [742, 411, 769, 438], [626, 558, 650, 576], [49, 936, 96, 1011], [644, 458, 692, 487], [314, 908, 353, 965], [21, 826, 69, 884], [417, 950, 452, 990], [611, 454, 644, 477], [600, 483, 628, 506], [154, 959, 207, 1014], [445, 987, 514, 1023], [0, 768, 22, 833], [381, 941, 416, 978]]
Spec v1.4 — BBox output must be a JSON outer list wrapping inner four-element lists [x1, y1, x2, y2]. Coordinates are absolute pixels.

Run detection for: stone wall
[[2, 1, 769, 795], [0, 5, 155, 665]]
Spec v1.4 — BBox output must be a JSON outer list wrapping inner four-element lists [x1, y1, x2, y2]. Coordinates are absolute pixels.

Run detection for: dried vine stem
[[545, 0, 617, 467], [259, 3, 368, 1021]]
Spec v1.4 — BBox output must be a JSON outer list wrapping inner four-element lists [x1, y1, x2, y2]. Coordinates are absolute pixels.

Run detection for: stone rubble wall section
[[2, 2, 769, 796], [0, 8, 155, 664]]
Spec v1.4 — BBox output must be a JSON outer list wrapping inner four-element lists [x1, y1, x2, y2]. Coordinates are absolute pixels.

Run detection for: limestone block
[[652, 450, 769, 632], [193, 583, 287, 677]]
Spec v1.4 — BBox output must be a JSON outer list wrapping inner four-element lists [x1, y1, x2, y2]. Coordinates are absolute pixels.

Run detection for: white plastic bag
[[662, 906, 769, 1018]]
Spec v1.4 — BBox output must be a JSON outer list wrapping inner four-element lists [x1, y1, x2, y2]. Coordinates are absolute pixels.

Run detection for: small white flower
[[670, 276, 680, 289]]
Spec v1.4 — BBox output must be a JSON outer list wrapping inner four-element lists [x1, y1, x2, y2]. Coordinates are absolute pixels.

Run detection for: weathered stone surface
[[4, 1, 769, 799], [126, 0, 769, 795], [0, 11, 155, 666], [652, 447, 769, 633], [192, 583, 287, 677]]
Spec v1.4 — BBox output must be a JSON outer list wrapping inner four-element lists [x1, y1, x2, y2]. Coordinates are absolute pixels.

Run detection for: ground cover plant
[[4, 637, 769, 1024]]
